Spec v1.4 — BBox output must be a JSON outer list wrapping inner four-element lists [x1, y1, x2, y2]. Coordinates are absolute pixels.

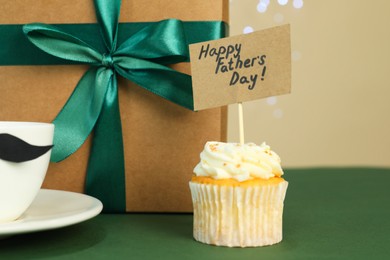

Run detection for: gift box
[[0, 0, 228, 212]]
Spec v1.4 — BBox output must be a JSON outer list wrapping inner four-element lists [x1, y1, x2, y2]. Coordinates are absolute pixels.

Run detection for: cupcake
[[189, 141, 288, 247]]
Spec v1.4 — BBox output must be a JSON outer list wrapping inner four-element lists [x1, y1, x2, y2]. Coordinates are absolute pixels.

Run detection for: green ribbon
[[1, 0, 225, 212]]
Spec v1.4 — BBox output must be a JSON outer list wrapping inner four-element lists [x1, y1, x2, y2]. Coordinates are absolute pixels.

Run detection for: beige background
[[228, 0, 390, 167]]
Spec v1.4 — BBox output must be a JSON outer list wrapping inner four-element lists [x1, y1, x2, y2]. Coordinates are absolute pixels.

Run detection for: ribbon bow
[[23, 0, 193, 212]]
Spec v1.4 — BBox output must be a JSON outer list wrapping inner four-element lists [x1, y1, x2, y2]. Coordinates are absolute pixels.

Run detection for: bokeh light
[[292, 50, 302, 61], [277, 0, 289, 6], [266, 96, 277, 105], [274, 13, 284, 23], [257, 2, 268, 13], [273, 108, 284, 118], [293, 0, 304, 9], [243, 26, 254, 34]]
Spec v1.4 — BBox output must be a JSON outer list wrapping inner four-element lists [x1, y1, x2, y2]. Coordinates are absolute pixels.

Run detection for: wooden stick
[[238, 102, 245, 145]]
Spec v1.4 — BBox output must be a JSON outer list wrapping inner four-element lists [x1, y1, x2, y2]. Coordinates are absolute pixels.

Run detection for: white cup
[[0, 121, 54, 223]]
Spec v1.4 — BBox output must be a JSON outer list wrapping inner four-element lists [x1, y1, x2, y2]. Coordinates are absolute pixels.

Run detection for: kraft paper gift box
[[0, 0, 228, 212]]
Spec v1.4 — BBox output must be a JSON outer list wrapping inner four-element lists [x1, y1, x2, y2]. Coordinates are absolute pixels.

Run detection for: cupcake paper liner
[[189, 180, 288, 247]]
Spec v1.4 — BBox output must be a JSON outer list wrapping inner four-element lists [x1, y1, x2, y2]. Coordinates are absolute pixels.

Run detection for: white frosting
[[193, 142, 283, 181]]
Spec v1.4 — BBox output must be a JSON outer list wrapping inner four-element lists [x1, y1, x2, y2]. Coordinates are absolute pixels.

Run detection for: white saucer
[[0, 189, 103, 237]]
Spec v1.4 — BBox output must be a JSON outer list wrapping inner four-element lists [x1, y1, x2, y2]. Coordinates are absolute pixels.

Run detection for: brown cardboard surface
[[190, 24, 291, 110], [0, 0, 227, 23], [0, 0, 228, 212]]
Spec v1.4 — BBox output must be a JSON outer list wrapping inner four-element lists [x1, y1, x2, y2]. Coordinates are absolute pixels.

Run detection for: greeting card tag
[[190, 24, 291, 110]]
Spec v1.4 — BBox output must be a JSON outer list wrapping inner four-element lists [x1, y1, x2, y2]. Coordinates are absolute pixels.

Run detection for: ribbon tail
[[85, 73, 126, 213], [51, 67, 110, 162]]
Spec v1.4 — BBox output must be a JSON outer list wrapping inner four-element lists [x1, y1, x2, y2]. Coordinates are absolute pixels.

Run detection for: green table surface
[[1, 168, 389, 259]]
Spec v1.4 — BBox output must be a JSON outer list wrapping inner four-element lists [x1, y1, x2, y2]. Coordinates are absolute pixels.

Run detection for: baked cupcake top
[[193, 141, 283, 182]]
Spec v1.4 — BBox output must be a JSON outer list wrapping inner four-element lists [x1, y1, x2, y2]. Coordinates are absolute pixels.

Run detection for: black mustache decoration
[[0, 133, 53, 163]]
